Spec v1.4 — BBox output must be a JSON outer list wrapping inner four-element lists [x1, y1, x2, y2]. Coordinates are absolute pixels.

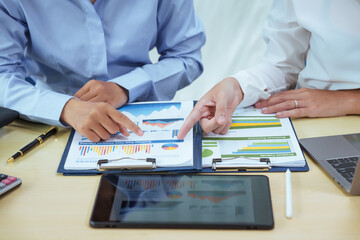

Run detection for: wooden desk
[[1, 117, 360, 240]]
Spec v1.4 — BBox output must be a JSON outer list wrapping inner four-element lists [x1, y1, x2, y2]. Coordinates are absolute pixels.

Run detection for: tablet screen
[[90, 174, 273, 229]]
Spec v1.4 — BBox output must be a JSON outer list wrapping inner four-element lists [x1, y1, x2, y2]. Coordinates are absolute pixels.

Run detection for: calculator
[[0, 173, 22, 196]]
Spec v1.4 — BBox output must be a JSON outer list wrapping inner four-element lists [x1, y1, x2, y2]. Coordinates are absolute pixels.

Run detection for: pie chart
[[202, 149, 213, 158], [162, 143, 179, 150]]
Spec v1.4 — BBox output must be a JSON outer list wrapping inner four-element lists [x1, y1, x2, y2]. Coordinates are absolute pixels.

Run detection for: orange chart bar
[[122, 144, 152, 155], [79, 145, 119, 156]]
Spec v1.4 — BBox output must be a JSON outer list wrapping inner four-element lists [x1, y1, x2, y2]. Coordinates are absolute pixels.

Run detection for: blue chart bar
[[172, 130, 179, 138]]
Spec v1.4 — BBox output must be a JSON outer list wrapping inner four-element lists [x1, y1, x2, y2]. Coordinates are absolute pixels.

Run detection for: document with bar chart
[[60, 101, 198, 172], [202, 106, 306, 169]]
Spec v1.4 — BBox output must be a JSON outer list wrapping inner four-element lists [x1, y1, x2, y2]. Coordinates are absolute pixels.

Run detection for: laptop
[[0, 107, 19, 128], [299, 133, 360, 195]]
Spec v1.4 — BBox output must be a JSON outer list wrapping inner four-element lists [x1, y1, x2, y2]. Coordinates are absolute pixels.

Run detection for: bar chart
[[230, 116, 281, 129]]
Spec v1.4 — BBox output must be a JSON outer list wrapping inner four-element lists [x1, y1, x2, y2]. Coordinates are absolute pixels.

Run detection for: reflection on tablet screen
[[109, 175, 254, 224]]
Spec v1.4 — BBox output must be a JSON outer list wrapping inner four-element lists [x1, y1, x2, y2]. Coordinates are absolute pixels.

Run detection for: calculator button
[[1, 179, 12, 185], [7, 176, 17, 182], [0, 173, 22, 196]]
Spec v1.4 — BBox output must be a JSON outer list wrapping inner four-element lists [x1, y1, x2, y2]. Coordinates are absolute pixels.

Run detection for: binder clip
[[97, 157, 157, 171], [211, 157, 271, 171]]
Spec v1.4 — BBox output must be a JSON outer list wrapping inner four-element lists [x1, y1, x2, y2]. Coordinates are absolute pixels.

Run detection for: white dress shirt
[[233, 0, 360, 107]]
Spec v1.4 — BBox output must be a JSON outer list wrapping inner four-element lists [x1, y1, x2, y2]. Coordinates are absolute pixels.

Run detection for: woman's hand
[[177, 77, 243, 139], [255, 88, 360, 118]]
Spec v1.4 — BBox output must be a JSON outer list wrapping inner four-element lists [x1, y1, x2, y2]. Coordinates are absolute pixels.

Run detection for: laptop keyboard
[[327, 157, 359, 183]]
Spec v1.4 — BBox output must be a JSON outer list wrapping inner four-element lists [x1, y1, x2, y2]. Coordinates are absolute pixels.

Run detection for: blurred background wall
[[169, 0, 273, 100]]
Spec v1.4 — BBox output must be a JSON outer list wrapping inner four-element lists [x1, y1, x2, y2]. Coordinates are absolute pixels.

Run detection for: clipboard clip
[[211, 157, 271, 171], [97, 157, 157, 171]]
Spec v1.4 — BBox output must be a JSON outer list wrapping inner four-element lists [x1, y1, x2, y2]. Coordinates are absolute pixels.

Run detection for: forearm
[[111, 55, 203, 103], [341, 89, 360, 115]]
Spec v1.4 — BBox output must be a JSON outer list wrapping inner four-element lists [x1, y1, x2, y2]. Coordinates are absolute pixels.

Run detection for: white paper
[[202, 107, 305, 168], [64, 101, 194, 170], [202, 140, 222, 168]]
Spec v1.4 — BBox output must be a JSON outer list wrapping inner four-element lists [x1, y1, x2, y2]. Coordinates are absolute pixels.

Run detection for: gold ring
[[294, 100, 298, 109]]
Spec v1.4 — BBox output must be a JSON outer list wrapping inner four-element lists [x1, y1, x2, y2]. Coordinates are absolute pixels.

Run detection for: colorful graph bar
[[79, 144, 153, 156], [79, 145, 118, 156], [122, 144, 152, 155], [233, 142, 291, 154], [172, 129, 179, 138], [230, 117, 281, 129]]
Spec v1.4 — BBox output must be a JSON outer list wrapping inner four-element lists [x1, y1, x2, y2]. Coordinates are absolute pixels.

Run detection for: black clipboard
[[57, 102, 202, 175]]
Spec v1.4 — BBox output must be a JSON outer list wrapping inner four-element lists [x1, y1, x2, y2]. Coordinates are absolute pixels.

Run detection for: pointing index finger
[[177, 106, 202, 140], [109, 108, 144, 136]]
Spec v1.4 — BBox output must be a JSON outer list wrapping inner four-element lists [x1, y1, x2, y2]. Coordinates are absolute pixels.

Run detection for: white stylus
[[286, 169, 293, 219]]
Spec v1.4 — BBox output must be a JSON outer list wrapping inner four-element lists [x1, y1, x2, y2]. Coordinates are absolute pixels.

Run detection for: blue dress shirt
[[0, 0, 205, 126]]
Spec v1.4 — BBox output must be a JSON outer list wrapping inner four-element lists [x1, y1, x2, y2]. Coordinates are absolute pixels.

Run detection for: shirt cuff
[[32, 92, 73, 127], [110, 68, 151, 103], [231, 70, 271, 107]]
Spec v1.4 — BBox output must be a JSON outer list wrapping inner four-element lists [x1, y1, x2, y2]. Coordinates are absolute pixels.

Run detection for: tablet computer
[[90, 174, 274, 230]]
